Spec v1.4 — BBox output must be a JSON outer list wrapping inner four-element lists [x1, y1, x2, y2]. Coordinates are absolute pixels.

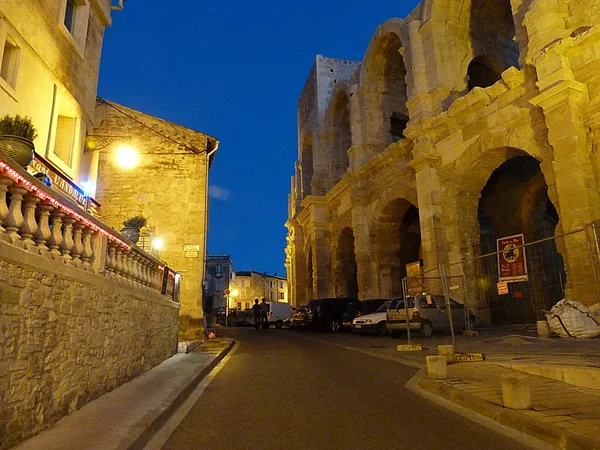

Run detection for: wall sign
[[497, 234, 528, 283], [184, 244, 200, 252]]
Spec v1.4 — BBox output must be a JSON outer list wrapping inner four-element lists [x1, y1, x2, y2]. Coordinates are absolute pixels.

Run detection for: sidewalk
[[12, 338, 235, 450], [406, 337, 600, 450]]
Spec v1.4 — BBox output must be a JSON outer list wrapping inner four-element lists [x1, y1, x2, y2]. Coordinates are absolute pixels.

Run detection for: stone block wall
[[0, 241, 179, 449]]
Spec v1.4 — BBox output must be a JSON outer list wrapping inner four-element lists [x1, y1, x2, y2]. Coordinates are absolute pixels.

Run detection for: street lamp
[[224, 288, 239, 327]]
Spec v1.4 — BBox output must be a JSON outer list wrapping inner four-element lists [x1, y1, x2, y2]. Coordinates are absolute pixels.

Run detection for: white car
[[351, 301, 391, 336]]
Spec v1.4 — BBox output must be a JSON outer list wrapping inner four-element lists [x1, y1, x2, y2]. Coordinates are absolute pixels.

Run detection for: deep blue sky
[[98, 0, 421, 276]]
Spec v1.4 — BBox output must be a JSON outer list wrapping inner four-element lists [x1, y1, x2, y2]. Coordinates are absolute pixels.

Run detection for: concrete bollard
[[427, 355, 448, 380], [537, 320, 551, 337], [438, 345, 455, 362], [501, 374, 532, 410]]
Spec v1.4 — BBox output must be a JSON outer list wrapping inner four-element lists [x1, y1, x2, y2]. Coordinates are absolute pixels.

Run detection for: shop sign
[[497, 281, 509, 295], [497, 234, 528, 283]]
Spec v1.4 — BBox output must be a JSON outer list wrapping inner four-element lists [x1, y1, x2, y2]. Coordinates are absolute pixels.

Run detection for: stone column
[[352, 209, 378, 299], [34, 203, 54, 251], [405, 20, 434, 120], [5, 185, 27, 243], [19, 194, 40, 248], [349, 86, 388, 167], [310, 131, 331, 196], [532, 73, 600, 304]]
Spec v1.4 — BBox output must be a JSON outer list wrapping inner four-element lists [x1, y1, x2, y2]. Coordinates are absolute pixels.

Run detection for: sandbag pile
[[545, 299, 600, 339]]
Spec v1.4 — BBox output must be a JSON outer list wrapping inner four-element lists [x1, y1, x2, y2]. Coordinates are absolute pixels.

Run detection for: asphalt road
[[161, 328, 530, 450]]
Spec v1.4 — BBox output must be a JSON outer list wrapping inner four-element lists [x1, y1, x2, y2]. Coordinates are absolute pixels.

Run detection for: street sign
[[184, 244, 200, 252], [397, 344, 423, 352], [497, 281, 509, 295], [452, 352, 485, 363]]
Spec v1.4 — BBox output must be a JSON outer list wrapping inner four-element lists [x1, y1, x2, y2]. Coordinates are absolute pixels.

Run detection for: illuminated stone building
[[286, 0, 600, 324], [92, 100, 218, 340], [234, 271, 289, 309]]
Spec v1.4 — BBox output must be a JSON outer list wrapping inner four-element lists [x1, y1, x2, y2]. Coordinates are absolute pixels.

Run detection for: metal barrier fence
[[405, 225, 600, 330]]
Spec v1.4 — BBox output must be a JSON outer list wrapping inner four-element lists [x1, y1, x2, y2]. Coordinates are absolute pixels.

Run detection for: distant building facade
[[234, 271, 288, 309], [205, 255, 234, 310], [93, 100, 218, 340]]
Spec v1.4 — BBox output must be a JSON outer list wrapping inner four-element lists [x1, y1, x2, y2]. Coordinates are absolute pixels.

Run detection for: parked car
[[386, 294, 466, 338], [262, 302, 294, 329], [290, 306, 307, 329], [342, 299, 389, 329], [303, 298, 355, 332], [351, 301, 392, 335]]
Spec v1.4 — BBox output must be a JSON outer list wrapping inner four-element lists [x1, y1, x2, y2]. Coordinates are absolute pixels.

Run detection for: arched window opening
[[329, 91, 351, 184], [335, 228, 358, 298], [467, 56, 503, 91]]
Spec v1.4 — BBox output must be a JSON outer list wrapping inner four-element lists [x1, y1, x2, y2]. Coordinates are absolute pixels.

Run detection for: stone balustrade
[[0, 151, 178, 301]]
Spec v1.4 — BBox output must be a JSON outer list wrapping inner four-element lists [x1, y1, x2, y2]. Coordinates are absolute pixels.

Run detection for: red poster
[[497, 234, 528, 283]]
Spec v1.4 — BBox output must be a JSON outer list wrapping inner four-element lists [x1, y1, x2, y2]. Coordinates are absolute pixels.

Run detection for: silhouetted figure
[[260, 298, 269, 329], [252, 299, 262, 330]]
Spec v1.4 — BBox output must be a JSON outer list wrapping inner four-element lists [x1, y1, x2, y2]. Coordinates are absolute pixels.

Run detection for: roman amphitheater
[[285, 0, 600, 325]]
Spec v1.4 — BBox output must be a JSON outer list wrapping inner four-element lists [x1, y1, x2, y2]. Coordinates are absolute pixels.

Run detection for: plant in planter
[[0, 115, 38, 168], [120, 215, 147, 244]]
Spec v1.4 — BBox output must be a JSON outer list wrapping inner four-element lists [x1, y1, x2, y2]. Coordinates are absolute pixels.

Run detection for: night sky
[[98, 0, 421, 275]]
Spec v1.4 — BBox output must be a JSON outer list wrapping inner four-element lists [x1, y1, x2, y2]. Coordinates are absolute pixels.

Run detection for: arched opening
[[306, 248, 314, 302], [329, 91, 351, 185], [477, 155, 564, 324], [335, 227, 358, 298], [374, 199, 422, 298], [381, 34, 409, 142], [467, 56, 504, 91], [467, 0, 519, 88], [301, 132, 313, 198]]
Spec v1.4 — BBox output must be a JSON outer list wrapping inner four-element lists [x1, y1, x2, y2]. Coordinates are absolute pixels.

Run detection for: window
[[64, 0, 77, 33], [279, 292, 285, 300], [53, 115, 76, 166], [390, 113, 409, 142], [269, 292, 273, 300], [270, 281, 274, 288], [0, 37, 19, 88], [236, 302, 242, 309], [279, 281, 283, 289]]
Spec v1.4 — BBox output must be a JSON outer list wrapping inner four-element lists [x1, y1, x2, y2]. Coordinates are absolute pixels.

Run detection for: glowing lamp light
[[230, 288, 240, 297], [115, 145, 139, 169], [152, 237, 165, 251], [81, 180, 96, 198]]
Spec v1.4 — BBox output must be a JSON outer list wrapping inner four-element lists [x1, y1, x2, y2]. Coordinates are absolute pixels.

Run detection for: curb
[[415, 371, 600, 450], [127, 338, 235, 450]]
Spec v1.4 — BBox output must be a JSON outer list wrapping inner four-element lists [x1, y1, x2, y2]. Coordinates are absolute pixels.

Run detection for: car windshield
[[376, 301, 391, 313], [389, 298, 415, 310], [306, 300, 321, 309]]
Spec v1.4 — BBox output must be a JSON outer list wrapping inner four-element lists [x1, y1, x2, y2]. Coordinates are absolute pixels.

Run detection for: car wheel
[[376, 322, 388, 336], [330, 321, 340, 332], [275, 320, 283, 329], [421, 321, 434, 337], [390, 330, 400, 339]]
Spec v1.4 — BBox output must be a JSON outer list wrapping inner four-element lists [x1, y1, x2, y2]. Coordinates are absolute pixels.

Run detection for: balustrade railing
[[0, 150, 180, 302]]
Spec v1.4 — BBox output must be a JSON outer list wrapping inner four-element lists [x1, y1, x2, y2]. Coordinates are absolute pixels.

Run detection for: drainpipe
[[203, 141, 219, 314], [111, 0, 125, 11]]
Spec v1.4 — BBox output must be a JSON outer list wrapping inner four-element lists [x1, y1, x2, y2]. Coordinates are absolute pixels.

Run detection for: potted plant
[[120, 216, 147, 244], [0, 115, 38, 168]]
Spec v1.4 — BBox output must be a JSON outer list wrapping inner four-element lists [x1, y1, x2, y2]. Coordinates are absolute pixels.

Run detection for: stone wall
[[0, 241, 179, 449], [94, 100, 218, 340]]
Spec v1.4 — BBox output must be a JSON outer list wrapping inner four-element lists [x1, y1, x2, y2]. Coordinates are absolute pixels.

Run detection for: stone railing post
[[105, 242, 117, 273], [115, 248, 124, 276], [34, 203, 54, 251], [71, 223, 84, 263], [59, 217, 75, 260], [80, 227, 94, 266], [0, 175, 13, 235], [5, 185, 27, 243], [19, 194, 40, 247], [47, 210, 64, 257], [92, 233, 107, 273]]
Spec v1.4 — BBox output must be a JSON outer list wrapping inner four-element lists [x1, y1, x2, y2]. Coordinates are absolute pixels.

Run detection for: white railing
[[0, 150, 180, 301]]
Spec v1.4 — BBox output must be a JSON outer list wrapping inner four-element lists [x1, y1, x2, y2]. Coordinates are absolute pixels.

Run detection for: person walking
[[252, 299, 262, 331], [260, 298, 269, 329]]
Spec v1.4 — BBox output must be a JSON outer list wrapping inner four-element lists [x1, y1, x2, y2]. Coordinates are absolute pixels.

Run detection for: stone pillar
[[311, 132, 330, 196], [349, 86, 389, 168], [305, 198, 333, 299], [286, 220, 307, 306], [532, 60, 600, 304], [352, 205, 378, 299], [405, 20, 434, 120]]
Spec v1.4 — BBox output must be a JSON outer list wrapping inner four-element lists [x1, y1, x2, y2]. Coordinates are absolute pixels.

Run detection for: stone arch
[[372, 192, 422, 298], [300, 131, 313, 198], [326, 83, 352, 186], [467, 55, 505, 91], [358, 19, 410, 148], [422, 0, 520, 95], [335, 227, 358, 298]]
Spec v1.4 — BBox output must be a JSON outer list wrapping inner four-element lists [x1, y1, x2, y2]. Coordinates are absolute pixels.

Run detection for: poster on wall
[[406, 261, 424, 296], [497, 234, 528, 283]]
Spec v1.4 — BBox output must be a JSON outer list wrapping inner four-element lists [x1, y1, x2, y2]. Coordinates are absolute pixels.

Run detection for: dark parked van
[[304, 298, 356, 332]]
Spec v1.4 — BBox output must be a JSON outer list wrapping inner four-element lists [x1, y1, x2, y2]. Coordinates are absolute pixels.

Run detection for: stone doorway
[[335, 227, 358, 298], [477, 155, 565, 324], [374, 199, 422, 298]]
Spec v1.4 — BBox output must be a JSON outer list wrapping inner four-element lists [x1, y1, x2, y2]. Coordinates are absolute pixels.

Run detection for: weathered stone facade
[[94, 100, 218, 340], [234, 271, 288, 308], [0, 234, 179, 449], [286, 1, 600, 323]]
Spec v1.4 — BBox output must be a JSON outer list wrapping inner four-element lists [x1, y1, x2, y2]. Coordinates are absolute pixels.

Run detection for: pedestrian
[[252, 299, 262, 331], [260, 298, 269, 329]]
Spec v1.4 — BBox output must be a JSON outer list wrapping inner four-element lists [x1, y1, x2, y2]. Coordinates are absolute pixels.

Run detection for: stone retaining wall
[[0, 241, 180, 449]]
